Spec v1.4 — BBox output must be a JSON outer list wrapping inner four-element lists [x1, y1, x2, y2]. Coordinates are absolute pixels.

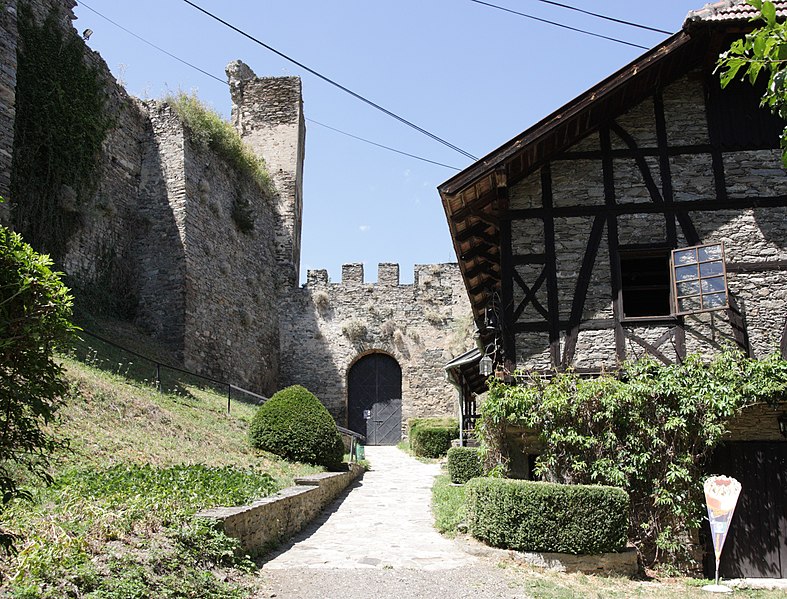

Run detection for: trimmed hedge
[[411, 425, 458, 458], [446, 447, 482, 484], [466, 478, 629, 555], [408, 417, 457, 434], [248, 385, 344, 470]]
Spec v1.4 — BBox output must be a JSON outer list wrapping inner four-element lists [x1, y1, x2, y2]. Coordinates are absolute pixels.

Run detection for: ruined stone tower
[[227, 60, 305, 290]]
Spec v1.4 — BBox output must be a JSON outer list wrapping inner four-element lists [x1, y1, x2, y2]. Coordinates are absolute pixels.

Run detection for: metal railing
[[72, 329, 367, 450]]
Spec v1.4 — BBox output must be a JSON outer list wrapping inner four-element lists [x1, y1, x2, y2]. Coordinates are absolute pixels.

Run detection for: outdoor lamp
[[778, 413, 787, 439], [479, 354, 493, 376]]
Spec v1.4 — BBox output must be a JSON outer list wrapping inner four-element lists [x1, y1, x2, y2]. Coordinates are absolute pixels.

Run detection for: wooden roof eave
[[438, 31, 693, 199], [443, 172, 503, 328]]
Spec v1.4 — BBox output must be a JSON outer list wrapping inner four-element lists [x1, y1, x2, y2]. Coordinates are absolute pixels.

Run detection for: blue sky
[[73, 1, 705, 284]]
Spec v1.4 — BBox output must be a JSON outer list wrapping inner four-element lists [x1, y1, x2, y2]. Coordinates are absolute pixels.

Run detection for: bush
[[249, 385, 344, 470], [410, 424, 458, 458], [466, 478, 629, 555], [479, 351, 787, 568], [447, 447, 482, 484], [0, 225, 76, 552], [408, 417, 457, 434]]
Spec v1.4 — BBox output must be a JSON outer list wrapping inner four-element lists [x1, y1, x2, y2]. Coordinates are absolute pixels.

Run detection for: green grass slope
[[0, 354, 320, 598]]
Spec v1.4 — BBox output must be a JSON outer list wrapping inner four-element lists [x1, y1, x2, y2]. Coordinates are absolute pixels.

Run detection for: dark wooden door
[[347, 353, 402, 445], [703, 442, 787, 578]]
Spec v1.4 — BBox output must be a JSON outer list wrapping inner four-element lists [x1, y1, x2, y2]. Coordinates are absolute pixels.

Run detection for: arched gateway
[[347, 353, 402, 445]]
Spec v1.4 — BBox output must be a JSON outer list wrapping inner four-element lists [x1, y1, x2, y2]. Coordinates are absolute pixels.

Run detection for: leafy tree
[[717, 0, 787, 165], [0, 224, 76, 552]]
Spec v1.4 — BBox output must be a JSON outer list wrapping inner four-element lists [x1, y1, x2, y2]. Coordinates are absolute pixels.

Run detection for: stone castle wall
[[3, 0, 475, 414], [279, 263, 474, 426], [0, 0, 17, 216], [3, 0, 292, 393], [180, 109, 281, 394], [228, 61, 305, 290]]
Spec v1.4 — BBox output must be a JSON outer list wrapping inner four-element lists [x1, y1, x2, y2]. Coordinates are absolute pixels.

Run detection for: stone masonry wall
[[228, 61, 304, 291], [180, 114, 281, 394], [133, 102, 186, 350], [3, 1, 296, 393], [279, 263, 474, 427], [508, 71, 787, 371], [0, 0, 17, 220]]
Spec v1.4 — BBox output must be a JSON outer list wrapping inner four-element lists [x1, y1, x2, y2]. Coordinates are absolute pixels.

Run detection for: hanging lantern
[[479, 354, 493, 376]]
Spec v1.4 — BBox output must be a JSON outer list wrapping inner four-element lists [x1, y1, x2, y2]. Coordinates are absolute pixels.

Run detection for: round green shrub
[[248, 385, 344, 470], [410, 424, 458, 458], [447, 446, 483, 484]]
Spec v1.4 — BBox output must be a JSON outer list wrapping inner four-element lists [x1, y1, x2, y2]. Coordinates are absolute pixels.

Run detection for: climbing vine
[[10, 2, 110, 260], [479, 351, 787, 569]]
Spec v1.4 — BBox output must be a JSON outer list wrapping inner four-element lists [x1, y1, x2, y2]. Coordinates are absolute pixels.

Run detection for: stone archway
[[347, 353, 402, 445]]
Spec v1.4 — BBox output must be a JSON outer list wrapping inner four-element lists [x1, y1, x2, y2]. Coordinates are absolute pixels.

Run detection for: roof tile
[[685, 0, 787, 26]]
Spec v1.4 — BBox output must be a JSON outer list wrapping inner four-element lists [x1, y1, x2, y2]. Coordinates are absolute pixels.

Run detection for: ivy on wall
[[479, 351, 787, 570], [10, 2, 110, 260]]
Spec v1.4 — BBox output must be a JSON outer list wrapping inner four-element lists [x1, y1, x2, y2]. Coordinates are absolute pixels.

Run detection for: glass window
[[671, 242, 728, 316]]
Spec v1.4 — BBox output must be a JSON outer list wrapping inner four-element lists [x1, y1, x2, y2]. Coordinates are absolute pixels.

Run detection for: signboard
[[703, 475, 742, 593]]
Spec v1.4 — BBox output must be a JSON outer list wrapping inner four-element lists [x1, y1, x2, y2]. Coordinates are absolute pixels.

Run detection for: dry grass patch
[[500, 561, 785, 599]]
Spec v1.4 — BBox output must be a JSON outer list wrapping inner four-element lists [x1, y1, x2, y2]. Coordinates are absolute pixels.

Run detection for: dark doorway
[[703, 442, 787, 578], [347, 353, 402, 445]]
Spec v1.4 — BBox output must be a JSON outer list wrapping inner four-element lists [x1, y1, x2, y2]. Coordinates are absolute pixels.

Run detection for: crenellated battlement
[[305, 263, 462, 289]]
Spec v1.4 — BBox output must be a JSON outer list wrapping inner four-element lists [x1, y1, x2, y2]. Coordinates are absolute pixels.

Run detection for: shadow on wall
[[279, 290, 345, 423], [132, 106, 187, 358]]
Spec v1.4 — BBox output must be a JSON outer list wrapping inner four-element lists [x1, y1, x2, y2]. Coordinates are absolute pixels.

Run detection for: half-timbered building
[[442, 0, 787, 578]]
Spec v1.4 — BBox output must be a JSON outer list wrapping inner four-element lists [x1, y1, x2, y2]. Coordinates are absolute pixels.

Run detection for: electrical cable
[[180, 0, 479, 161], [79, 1, 227, 87], [77, 1, 463, 171], [531, 0, 673, 35], [468, 0, 650, 50], [307, 119, 462, 170]]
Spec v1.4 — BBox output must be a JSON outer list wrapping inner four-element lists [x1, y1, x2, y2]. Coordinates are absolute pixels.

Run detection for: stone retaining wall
[[197, 464, 364, 555], [459, 536, 639, 576]]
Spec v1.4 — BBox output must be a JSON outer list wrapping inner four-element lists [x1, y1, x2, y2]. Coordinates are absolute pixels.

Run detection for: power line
[[307, 119, 461, 171], [468, 0, 650, 50], [79, 1, 226, 87], [180, 0, 479, 161], [531, 0, 673, 36], [77, 1, 462, 171]]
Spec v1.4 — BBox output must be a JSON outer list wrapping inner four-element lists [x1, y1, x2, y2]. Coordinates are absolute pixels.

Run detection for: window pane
[[701, 276, 726, 294], [702, 293, 727, 309], [677, 280, 701, 297], [674, 249, 697, 265], [679, 296, 702, 312], [699, 261, 723, 278], [698, 244, 722, 262], [676, 264, 699, 281]]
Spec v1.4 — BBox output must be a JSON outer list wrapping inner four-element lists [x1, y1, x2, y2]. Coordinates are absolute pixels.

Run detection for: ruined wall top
[[227, 60, 302, 131], [305, 263, 463, 289]]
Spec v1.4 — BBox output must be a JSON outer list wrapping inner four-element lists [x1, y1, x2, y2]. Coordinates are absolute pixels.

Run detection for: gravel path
[[254, 446, 530, 598]]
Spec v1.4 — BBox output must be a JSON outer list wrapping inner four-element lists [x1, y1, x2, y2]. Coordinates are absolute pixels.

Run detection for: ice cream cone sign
[[703, 475, 742, 591]]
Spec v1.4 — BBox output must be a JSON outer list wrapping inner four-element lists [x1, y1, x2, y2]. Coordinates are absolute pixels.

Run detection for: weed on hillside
[[0, 358, 321, 598], [2, 464, 275, 597]]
